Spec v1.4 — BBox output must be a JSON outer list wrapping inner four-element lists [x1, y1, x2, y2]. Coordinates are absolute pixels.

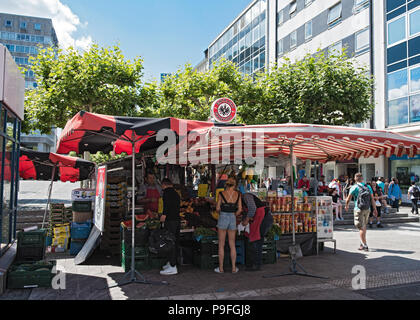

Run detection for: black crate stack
[[100, 177, 127, 256]]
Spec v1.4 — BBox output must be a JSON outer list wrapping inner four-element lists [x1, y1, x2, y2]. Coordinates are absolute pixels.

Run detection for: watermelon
[[135, 214, 149, 222]]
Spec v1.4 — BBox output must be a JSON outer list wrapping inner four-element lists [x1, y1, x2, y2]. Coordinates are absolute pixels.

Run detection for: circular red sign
[[212, 98, 237, 123]]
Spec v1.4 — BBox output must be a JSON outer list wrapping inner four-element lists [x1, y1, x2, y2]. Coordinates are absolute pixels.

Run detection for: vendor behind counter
[[137, 172, 162, 214]]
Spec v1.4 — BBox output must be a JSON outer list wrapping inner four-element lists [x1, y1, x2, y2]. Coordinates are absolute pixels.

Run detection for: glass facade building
[[208, 0, 267, 77], [0, 103, 21, 255], [386, 0, 420, 127]]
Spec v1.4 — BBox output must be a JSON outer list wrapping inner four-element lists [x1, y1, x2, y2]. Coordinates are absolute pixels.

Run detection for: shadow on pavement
[[1, 273, 112, 300]]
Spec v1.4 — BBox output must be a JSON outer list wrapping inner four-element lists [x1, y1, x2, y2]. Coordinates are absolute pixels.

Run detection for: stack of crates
[[245, 238, 277, 266], [121, 242, 166, 272], [69, 221, 92, 255], [16, 229, 47, 263], [192, 236, 245, 269], [72, 201, 93, 223], [7, 261, 56, 289], [52, 223, 71, 251], [101, 177, 127, 256], [47, 203, 65, 241], [63, 206, 73, 224]]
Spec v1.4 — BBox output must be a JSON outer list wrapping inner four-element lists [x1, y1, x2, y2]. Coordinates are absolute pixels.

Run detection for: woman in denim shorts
[[215, 177, 242, 274]]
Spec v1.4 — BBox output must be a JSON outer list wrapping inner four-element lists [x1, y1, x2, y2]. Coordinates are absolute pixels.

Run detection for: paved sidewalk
[[2, 220, 420, 300]]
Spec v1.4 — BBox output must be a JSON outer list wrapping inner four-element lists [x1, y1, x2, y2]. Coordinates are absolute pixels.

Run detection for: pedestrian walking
[[408, 182, 420, 215], [388, 178, 402, 212], [368, 180, 384, 228], [345, 173, 377, 252]]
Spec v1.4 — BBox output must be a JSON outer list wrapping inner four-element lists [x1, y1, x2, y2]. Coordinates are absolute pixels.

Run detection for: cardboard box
[[72, 211, 93, 223], [71, 189, 95, 202]]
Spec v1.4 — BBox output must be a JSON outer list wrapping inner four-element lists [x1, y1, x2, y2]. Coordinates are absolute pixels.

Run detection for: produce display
[[267, 195, 312, 213], [272, 213, 316, 234]]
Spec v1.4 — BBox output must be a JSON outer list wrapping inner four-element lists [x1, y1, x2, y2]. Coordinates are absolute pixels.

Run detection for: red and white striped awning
[[168, 123, 420, 164]]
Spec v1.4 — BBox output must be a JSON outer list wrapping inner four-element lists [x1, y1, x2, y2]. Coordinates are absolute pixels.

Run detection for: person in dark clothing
[[241, 192, 273, 271], [159, 178, 181, 276]]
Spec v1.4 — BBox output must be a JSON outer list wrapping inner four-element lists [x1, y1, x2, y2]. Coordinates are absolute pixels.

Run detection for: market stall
[[55, 112, 420, 278], [178, 123, 420, 265], [18, 148, 95, 229]]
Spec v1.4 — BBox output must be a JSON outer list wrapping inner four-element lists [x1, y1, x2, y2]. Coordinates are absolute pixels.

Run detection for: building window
[[354, 0, 369, 11], [410, 93, 420, 122], [5, 44, 14, 52], [328, 41, 343, 56], [277, 39, 283, 56], [388, 16, 406, 46], [290, 30, 297, 48], [388, 68, 408, 100], [328, 2, 342, 25], [277, 9, 284, 26], [388, 97, 409, 126], [5, 20, 12, 27], [34, 23, 42, 31], [355, 28, 370, 52], [289, 1, 297, 16], [410, 66, 420, 93], [409, 8, 420, 37], [305, 20, 313, 40], [305, 0, 314, 7], [20, 22, 27, 29]]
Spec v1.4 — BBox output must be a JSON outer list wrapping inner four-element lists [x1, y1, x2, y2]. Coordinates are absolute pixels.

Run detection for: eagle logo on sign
[[212, 98, 237, 123]]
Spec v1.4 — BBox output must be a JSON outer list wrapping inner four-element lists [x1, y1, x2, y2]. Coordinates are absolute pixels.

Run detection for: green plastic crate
[[7, 261, 56, 289], [17, 230, 46, 248], [71, 201, 92, 212], [121, 242, 149, 257], [121, 256, 151, 272], [193, 253, 231, 269]]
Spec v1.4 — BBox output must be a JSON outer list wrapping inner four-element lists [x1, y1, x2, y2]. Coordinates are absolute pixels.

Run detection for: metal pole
[[315, 161, 318, 197], [131, 138, 136, 280], [42, 164, 56, 230], [290, 146, 295, 245]]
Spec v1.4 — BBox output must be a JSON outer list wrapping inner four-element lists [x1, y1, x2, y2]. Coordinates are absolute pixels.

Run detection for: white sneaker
[[162, 262, 171, 270], [160, 265, 178, 276]]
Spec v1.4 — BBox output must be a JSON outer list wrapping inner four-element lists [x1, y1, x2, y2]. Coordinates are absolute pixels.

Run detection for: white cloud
[[0, 0, 92, 50]]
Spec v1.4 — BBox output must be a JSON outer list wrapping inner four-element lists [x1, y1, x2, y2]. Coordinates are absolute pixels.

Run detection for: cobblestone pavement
[[2, 220, 420, 300]]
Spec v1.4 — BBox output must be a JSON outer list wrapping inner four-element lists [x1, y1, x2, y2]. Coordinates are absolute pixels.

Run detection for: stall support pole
[[107, 137, 168, 289], [263, 145, 328, 280], [42, 164, 56, 230]]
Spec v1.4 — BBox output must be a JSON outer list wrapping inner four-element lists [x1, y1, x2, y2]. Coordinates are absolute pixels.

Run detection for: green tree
[[151, 59, 262, 122], [240, 50, 374, 126], [23, 44, 147, 134]]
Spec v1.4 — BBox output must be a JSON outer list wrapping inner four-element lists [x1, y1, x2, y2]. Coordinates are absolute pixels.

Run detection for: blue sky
[[59, 0, 252, 82]]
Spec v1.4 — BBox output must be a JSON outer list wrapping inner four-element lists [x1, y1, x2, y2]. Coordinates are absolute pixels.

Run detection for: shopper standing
[[297, 176, 310, 194], [241, 192, 273, 271], [345, 173, 377, 252], [159, 178, 181, 276], [215, 177, 242, 274], [408, 182, 420, 215], [368, 180, 384, 228], [388, 178, 402, 212], [330, 188, 343, 221]]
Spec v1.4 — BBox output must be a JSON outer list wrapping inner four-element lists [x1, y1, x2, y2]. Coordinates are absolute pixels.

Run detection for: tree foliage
[[23, 44, 147, 134], [149, 59, 262, 122], [240, 50, 374, 126]]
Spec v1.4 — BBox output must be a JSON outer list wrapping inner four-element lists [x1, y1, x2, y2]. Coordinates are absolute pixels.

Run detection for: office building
[[200, 0, 420, 196], [0, 13, 58, 152]]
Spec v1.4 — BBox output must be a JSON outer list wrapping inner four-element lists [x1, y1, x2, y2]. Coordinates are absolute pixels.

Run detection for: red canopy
[[56, 111, 227, 155], [174, 123, 420, 163], [19, 148, 95, 182]]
